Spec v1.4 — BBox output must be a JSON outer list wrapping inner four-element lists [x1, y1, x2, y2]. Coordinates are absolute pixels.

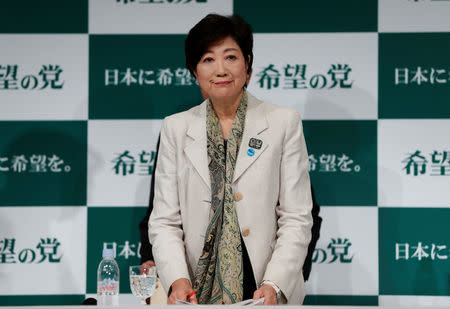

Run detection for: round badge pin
[[247, 148, 255, 156]]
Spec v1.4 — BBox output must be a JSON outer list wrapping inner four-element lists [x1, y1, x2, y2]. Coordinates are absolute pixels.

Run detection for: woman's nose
[[215, 59, 227, 76]]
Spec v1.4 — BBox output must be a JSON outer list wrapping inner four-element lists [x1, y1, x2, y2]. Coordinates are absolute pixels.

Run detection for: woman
[[149, 14, 313, 305]]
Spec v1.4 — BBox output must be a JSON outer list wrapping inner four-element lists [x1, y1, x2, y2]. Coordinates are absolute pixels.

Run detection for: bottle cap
[[102, 249, 115, 258]]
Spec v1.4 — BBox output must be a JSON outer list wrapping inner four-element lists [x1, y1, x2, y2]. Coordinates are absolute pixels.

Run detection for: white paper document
[[232, 297, 265, 306], [175, 297, 264, 305]]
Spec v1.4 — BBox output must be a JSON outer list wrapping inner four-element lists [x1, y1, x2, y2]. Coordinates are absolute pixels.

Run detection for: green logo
[[402, 150, 450, 176], [0, 65, 64, 90], [395, 242, 449, 261], [380, 208, 450, 296], [379, 33, 450, 118], [89, 35, 203, 119], [309, 153, 360, 173], [256, 63, 353, 90], [0, 237, 62, 264], [303, 120, 376, 206], [103, 241, 142, 260], [105, 67, 196, 87], [0, 154, 71, 173], [0, 121, 86, 206], [395, 66, 449, 86], [313, 238, 354, 264], [112, 150, 156, 176]]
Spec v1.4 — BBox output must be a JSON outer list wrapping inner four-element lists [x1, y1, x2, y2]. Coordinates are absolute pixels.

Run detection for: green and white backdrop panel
[[1, 0, 449, 307]]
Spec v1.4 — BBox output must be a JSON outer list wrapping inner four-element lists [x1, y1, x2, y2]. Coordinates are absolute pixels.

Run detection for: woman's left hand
[[253, 284, 277, 305]]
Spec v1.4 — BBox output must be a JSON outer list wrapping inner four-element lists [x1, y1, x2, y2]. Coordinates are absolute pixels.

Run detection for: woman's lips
[[214, 81, 232, 86]]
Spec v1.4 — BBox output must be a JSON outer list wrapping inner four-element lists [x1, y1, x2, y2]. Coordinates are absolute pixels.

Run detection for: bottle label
[[97, 278, 119, 293]]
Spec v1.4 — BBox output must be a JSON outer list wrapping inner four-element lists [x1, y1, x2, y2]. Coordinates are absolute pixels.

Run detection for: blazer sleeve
[[262, 110, 313, 299], [148, 118, 191, 293]]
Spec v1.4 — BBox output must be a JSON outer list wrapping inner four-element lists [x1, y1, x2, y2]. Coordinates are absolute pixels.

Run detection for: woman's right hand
[[141, 260, 156, 267], [168, 278, 198, 305]]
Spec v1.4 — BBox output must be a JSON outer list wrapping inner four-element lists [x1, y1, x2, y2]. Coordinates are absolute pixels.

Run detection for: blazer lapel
[[233, 93, 269, 184], [184, 101, 211, 191]]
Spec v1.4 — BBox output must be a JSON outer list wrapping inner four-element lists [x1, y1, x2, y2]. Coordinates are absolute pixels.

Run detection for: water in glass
[[129, 265, 157, 304]]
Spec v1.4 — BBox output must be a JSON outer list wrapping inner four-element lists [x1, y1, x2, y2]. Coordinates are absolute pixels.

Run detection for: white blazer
[[149, 92, 313, 304]]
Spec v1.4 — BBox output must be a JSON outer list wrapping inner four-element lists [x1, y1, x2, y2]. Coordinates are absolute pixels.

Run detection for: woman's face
[[195, 36, 248, 103]]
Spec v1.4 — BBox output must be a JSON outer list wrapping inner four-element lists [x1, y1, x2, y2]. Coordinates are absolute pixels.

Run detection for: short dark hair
[[185, 14, 253, 77]]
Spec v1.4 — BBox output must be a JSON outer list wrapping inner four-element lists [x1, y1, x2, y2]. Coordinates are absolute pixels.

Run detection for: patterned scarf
[[192, 91, 248, 304]]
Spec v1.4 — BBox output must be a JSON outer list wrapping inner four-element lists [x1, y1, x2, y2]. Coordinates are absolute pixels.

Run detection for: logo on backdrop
[[0, 237, 62, 264], [312, 238, 354, 264], [112, 150, 156, 176], [394, 66, 450, 86], [395, 242, 449, 261], [402, 150, 450, 176], [309, 153, 360, 173], [255, 63, 353, 90], [105, 67, 196, 87], [115, 0, 207, 4], [103, 241, 142, 260], [0, 64, 64, 90], [0, 154, 71, 173]]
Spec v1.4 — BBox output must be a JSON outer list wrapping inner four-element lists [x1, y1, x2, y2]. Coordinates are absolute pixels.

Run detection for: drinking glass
[[129, 265, 157, 305]]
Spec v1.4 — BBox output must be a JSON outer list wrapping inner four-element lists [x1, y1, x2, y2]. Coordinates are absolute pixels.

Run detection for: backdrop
[[1, 0, 450, 307]]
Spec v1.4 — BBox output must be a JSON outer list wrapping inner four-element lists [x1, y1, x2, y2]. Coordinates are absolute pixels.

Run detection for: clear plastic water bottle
[[97, 249, 120, 306]]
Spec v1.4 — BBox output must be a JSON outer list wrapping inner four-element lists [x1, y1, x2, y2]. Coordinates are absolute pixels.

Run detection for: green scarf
[[192, 91, 248, 304]]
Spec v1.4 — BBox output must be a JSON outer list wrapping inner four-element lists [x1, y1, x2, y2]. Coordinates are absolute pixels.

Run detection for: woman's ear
[[246, 68, 253, 86], [245, 55, 252, 86]]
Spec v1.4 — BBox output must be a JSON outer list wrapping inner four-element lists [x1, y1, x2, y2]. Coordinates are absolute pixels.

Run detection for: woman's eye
[[226, 55, 237, 60], [203, 57, 213, 63]]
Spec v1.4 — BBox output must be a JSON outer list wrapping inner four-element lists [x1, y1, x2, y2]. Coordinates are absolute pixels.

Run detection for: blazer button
[[242, 229, 250, 237], [233, 192, 243, 202]]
